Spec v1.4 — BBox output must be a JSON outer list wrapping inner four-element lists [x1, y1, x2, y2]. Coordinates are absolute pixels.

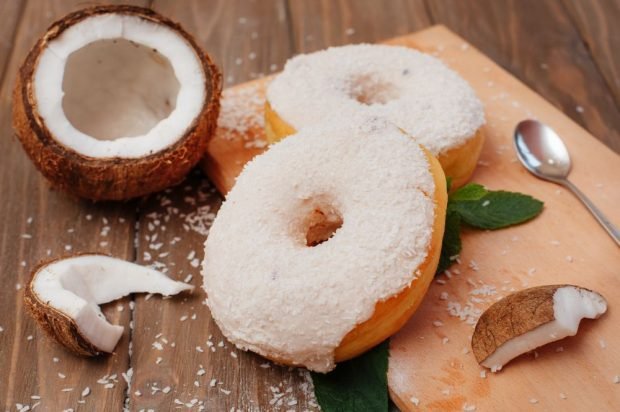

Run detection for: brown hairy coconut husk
[[13, 5, 222, 201]]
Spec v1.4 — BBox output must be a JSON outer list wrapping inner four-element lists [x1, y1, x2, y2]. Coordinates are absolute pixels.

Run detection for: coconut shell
[[12, 5, 222, 201], [24, 256, 106, 356], [471, 285, 568, 364]]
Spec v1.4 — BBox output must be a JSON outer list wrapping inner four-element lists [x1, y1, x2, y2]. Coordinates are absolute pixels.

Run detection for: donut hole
[[305, 207, 343, 247], [348, 74, 399, 105]]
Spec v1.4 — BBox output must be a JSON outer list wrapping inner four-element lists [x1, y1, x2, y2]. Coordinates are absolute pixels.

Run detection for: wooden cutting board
[[201, 25, 620, 411]]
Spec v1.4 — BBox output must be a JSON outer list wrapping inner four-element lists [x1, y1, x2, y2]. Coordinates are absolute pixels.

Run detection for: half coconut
[[13, 5, 221, 200], [24, 254, 193, 356]]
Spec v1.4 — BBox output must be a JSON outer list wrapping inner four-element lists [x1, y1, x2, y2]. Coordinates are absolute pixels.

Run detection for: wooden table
[[1, 1, 618, 410]]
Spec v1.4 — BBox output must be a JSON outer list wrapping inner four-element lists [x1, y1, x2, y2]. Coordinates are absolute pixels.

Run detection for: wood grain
[[0, 1, 145, 411], [0, 1, 25, 86], [288, 0, 431, 52], [198, 26, 620, 411], [0, 1, 619, 410], [128, 1, 316, 410], [563, 0, 620, 108], [424, 0, 620, 154]]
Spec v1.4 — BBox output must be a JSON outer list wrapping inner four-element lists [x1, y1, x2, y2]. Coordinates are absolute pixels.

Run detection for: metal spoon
[[514, 119, 620, 246]]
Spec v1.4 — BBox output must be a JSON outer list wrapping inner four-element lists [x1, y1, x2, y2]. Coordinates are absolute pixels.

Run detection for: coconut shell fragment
[[13, 5, 222, 201], [472, 285, 607, 370], [24, 254, 193, 356]]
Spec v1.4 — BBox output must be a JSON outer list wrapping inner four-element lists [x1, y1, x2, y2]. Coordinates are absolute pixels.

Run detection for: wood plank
[[384, 26, 620, 411], [0, 1, 25, 86], [288, 0, 431, 52], [153, 0, 294, 87], [424, 0, 620, 153], [562, 0, 620, 107], [0, 1, 146, 411], [198, 25, 620, 411], [128, 1, 318, 410]]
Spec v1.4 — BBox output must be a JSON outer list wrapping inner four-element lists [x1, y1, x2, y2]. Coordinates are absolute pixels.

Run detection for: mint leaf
[[449, 183, 488, 202], [312, 340, 389, 412], [436, 210, 461, 275], [450, 190, 543, 229]]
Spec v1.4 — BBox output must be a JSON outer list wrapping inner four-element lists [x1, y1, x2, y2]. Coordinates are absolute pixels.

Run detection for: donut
[[265, 44, 485, 188], [202, 117, 447, 372]]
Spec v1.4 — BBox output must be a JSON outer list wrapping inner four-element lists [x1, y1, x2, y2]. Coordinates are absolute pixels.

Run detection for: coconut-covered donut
[[202, 117, 447, 372], [265, 44, 485, 188]]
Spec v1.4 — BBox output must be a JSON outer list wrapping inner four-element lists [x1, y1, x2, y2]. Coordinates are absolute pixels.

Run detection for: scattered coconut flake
[[410, 396, 420, 406], [184, 205, 216, 237], [81, 387, 90, 398], [614, 375, 620, 384], [529, 398, 538, 404], [462, 403, 476, 411], [559, 393, 567, 399]]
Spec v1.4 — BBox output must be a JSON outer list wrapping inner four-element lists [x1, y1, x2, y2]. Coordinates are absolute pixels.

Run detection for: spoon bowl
[[515, 120, 571, 181]]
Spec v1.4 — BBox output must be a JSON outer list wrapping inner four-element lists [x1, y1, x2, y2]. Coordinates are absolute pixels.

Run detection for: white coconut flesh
[[31, 255, 193, 352], [482, 286, 607, 370], [34, 13, 206, 158]]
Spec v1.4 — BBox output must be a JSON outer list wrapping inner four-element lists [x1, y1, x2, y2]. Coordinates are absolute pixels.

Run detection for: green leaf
[[449, 183, 488, 202], [450, 190, 543, 229], [436, 210, 462, 275], [446, 176, 453, 192], [312, 340, 389, 412]]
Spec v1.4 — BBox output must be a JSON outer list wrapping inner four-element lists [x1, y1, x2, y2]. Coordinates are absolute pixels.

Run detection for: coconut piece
[[472, 285, 607, 370], [24, 254, 193, 356], [13, 5, 222, 200]]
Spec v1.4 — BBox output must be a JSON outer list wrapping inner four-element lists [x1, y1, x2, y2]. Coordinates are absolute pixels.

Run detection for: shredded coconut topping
[[218, 83, 265, 134], [202, 117, 436, 372], [267, 44, 484, 155]]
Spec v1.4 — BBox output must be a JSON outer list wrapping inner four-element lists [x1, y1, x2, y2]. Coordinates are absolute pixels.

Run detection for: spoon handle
[[561, 180, 620, 246]]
